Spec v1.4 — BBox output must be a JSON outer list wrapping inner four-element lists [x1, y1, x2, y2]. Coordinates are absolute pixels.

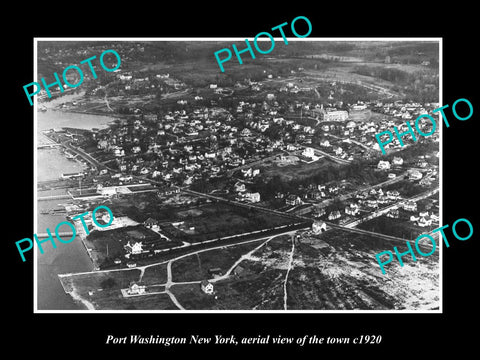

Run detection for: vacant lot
[[260, 156, 339, 182], [171, 239, 267, 283]]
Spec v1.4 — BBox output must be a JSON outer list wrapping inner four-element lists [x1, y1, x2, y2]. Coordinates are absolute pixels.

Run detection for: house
[[201, 280, 214, 295], [286, 194, 302, 206], [386, 208, 400, 218], [328, 210, 341, 220], [377, 160, 391, 170], [312, 220, 327, 234], [345, 203, 360, 216], [418, 217, 432, 227], [234, 181, 246, 193], [409, 169, 423, 180], [386, 190, 400, 200], [314, 207, 326, 218], [393, 156, 404, 166], [302, 147, 315, 158], [144, 217, 159, 230], [346, 121, 356, 129], [319, 139, 330, 147], [125, 241, 143, 255], [245, 192, 261, 203], [403, 201, 417, 212], [127, 282, 146, 295]]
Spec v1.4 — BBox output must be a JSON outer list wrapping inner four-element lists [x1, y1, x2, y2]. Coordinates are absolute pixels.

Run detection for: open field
[[140, 263, 168, 285], [188, 229, 440, 310], [357, 215, 437, 240], [171, 240, 268, 283], [259, 156, 339, 182]]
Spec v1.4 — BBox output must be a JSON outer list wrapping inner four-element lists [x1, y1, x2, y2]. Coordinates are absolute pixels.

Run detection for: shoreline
[[69, 286, 96, 310], [58, 273, 96, 310]]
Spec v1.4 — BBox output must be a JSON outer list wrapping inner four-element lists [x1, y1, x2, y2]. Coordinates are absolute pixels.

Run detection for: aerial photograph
[[35, 39, 440, 311]]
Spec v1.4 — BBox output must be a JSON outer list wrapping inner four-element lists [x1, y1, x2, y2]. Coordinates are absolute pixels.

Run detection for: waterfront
[[36, 108, 114, 310]]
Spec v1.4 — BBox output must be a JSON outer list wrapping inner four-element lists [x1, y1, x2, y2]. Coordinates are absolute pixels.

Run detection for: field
[[170, 240, 267, 283], [259, 156, 339, 182], [160, 202, 297, 243], [357, 215, 437, 240], [185, 229, 440, 310]]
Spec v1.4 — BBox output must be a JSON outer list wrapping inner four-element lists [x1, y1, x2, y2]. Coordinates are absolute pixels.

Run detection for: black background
[[5, 3, 477, 356]]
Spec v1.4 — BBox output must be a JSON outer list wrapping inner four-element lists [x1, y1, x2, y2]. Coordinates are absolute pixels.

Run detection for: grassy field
[[259, 156, 339, 182], [170, 239, 267, 283], [356, 215, 436, 240], [141, 263, 168, 285]]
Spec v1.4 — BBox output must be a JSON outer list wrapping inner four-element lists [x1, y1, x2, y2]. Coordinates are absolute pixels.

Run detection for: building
[[234, 181, 246, 193], [345, 203, 360, 216], [319, 139, 330, 147], [201, 280, 214, 295], [328, 210, 341, 220], [245, 192, 261, 203], [144, 217, 159, 231], [418, 217, 432, 227], [403, 201, 417, 212], [393, 156, 404, 166], [323, 110, 349, 122], [125, 241, 143, 255], [409, 170, 423, 180], [377, 160, 391, 170], [286, 194, 302, 206], [312, 220, 327, 234], [127, 282, 146, 295], [314, 207, 326, 218], [302, 147, 315, 158], [60, 172, 85, 180], [386, 208, 400, 218]]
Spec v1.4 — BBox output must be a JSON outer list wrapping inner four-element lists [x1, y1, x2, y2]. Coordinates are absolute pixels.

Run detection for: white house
[[393, 156, 404, 165], [245, 192, 261, 203], [403, 201, 417, 212], [127, 282, 146, 295], [319, 139, 330, 147], [377, 160, 391, 170], [328, 210, 341, 220], [201, 280, 214, 295], [125, 241, 143, 255], [312, 221, 327, 234], [418, 217, 432, 227], [302, 147, 315, 158], [286, 194, 302, 206], [409, 170, 423, 180], [345, 203, 360, 216]]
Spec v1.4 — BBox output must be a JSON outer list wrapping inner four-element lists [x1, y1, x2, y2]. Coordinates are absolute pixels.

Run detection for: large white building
[[323, 110, 349, 122]]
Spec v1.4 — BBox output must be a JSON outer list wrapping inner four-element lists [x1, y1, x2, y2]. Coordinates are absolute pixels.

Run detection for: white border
[[34, 37, 442, 314]]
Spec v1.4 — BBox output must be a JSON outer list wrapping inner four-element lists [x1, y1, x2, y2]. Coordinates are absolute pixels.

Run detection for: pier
[[36, 232, 75, 238], [38, 194, 72, 201]]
